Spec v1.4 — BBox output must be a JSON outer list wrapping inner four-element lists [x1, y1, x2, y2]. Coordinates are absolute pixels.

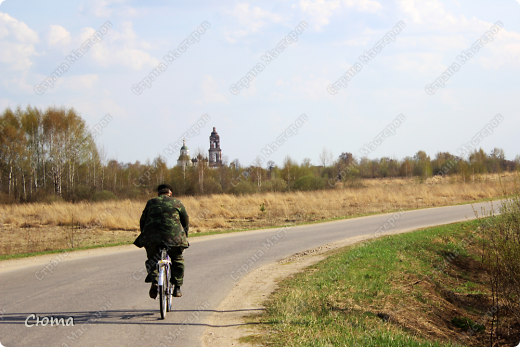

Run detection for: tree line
[[1, 106, 518, 203]]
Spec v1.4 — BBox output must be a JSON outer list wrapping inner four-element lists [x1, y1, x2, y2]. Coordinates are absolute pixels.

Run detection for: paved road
[[0, 201, 499, 347]]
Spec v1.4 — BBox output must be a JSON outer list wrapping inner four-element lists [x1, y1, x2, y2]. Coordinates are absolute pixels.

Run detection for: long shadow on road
[[0, 308, 265, 327]]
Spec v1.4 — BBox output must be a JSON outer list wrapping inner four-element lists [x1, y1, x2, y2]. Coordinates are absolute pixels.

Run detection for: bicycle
[[157, 247, 173, 319]]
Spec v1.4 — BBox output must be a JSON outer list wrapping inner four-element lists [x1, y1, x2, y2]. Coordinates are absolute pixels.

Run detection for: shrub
[[203, 177, 223, 195], [294, 175, 326, 191], [480, 191, 520, 325], [0, 192, 12, 204], [121, 188, 143, 200], [42, 195, 64, 204], [74, 185, 93, 201], [261, 178, 287, 192], [228, 180, 256, 195], [91, 190, 118, 202]]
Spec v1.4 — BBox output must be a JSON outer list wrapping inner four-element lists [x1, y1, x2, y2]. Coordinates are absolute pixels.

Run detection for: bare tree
[[301, 158, 312, 168], [319, 147, 334, 167], [194, 148, 207, 194]]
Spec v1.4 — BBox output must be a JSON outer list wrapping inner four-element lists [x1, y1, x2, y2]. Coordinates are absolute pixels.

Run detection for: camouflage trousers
[[144, 245, 185, 286]]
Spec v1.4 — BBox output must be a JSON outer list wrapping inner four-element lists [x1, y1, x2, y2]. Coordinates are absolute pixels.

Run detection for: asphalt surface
[[0, 201, 499, 347]]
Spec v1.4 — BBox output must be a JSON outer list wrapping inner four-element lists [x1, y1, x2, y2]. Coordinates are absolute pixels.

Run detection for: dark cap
[[157, 184, 173, 194]]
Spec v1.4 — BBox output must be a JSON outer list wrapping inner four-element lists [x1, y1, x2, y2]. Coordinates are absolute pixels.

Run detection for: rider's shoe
[[149, 284, 158, 299], [173, 285, 182, 297]]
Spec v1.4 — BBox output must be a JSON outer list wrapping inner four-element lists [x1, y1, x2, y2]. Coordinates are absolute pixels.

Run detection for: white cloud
[[225, 3, 285, 42], [60, 21, 159, 70], [480, 28, 520, 69], [63, 74, 99, 90], [99, 97, 128, 118], [71, 96, 126, 121], [298, 0, 381, 30], [271, 75, 332, 101], [111, 20, 137, 42], [342, 37, 371, 46], [27, 73, 99, 95], [80, 0, 114, 17], [0, 12, 39, 43], [79, 0, 141, 18], [238, 76, 259, 98], [383, 52, 445, 74], [398, 0, 477, 31], [46, 25, 71, 46], [199, 75, 228, 104], [0, 12, 157, 97], [89, 44, 159, 70], [343, 0, 382, 12], [394, 1, 520, 70], [0, 13, 38, 70], [299, 0, 341, 30], [291, 76, 332, 100], [230, 3, 284, 28], [398, 35, 466, 52], [0, 41, 36, 69], [1, 70, 36, 92]]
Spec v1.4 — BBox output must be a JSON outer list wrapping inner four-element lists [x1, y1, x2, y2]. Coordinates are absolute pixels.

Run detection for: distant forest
[[1, 106, 518, 203]]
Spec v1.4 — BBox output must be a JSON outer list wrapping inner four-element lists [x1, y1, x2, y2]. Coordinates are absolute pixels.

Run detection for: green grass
[[251, 220, 490, 347], [0, 241, 133, 261]]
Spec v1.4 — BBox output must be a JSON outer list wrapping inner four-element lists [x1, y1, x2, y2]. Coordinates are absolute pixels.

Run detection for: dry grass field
[[1, 172, 517, 256]]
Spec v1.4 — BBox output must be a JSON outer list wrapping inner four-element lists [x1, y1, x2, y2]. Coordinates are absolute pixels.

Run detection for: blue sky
[[1, 0, 519, 167]]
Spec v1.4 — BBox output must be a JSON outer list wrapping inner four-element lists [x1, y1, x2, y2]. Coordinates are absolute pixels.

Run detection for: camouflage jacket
[[134, 195, 189, 249]]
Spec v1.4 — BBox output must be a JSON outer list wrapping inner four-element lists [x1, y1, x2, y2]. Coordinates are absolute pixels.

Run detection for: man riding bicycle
[[134, 184, 189, 299]]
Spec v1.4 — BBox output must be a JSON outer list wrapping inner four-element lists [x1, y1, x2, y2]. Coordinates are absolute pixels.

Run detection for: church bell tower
[[208, 127, 222, 168]]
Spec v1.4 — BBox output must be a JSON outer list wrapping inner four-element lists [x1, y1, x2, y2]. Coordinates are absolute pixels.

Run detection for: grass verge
[[244, 220, 518, 347], [0, 241, 132, 261]]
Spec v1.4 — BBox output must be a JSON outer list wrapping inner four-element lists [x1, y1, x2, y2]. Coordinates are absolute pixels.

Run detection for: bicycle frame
[[157, 259, 170, 287]]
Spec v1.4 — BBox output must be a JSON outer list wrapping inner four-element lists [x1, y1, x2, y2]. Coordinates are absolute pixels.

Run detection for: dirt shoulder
[[201, 228, 419, 347]]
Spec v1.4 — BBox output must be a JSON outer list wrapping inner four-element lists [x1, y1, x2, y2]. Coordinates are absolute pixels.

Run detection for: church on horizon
[[176, 127, 222, 168]]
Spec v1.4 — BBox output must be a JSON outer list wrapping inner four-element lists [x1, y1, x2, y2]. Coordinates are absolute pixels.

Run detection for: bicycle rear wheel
[[159, 282, 167, 319], [158, 249, 168, 319], [166, 263, 173, 312]]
